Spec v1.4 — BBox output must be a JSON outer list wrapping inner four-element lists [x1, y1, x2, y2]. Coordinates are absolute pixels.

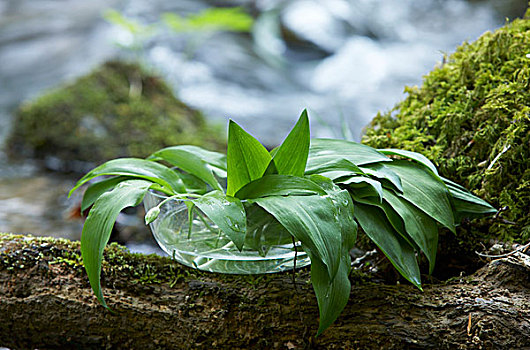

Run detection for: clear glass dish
[[143, 191, 310, 274]]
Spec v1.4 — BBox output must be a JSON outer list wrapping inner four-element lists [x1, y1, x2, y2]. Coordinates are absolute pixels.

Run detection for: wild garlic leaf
[[338, 176, 384, 202], [271, 109, 310, 176], [307, 138, 391, 171], [234, 174, 326, 199], [192, 190, 247, 251], [442, 177, 497, 221], [311, 246, 352, 336], [384, 160, 455, 232], [305, 158, 365, 176], [81, 176, 130, 212], [226, 120, 272, 196], [244, 203, 292, 256], [305, 176, 356, 335], [351, 192, 417, 250], [148, 146, 222, 191], [81, 179, 156, 308], [378, 148, 439, 175], [382, 188, 439, 274], [359, 163, 403, 193], [307, 175, 358, 245], [254, 194, 342, 280], [354, 203, 422, 289], [69, 158, 184, 197]]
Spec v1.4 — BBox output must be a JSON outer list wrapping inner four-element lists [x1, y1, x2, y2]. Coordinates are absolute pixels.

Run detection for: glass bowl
[[143, 191, 310, 274]]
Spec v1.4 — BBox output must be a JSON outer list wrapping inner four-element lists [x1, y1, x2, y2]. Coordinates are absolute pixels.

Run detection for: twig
[[467, 313, 472, 336], [475, 241, 530, 259], [291, 236, 298, 291]]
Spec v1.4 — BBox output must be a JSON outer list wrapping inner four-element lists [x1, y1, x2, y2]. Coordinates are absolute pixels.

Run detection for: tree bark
[[1, 233, 529, 349]]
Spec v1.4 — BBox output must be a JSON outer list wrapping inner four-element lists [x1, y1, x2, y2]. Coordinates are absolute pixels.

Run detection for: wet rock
[[362, 14, 530, 247], [6, 60, 226, 172]]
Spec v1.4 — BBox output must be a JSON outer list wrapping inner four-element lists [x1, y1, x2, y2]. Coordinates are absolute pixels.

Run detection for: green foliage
[[162, 7, 253, 33], [104, 9, 156, 37], [6, 61, 225, 167], [71, 111, 494, 334], [362, 15, 530, 242], [81, 179, 156, 308]]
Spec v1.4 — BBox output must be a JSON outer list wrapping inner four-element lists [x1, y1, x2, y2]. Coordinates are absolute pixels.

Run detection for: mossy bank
[[362, 14, 530, 245], [6, 60, 226, 171]]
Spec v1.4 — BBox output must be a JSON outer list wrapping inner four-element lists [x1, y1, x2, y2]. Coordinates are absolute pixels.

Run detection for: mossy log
[[1, 233, 529, 349]]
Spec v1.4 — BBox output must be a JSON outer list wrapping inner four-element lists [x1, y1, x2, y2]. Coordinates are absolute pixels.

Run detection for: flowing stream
[[0, 0, 526, 251]]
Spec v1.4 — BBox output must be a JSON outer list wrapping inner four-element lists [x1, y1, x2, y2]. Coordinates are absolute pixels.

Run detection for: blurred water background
[[0, 0, 527, 252]]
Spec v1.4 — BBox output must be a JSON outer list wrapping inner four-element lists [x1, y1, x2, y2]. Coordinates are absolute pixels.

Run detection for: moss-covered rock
[[6, 60, 226, 169], [362, 15, 530, 244]]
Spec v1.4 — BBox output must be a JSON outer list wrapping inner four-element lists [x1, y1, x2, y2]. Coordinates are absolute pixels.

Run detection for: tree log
[[0, 233, 529, 349]]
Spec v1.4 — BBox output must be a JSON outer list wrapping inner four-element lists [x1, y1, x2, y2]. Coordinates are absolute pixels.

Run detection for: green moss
[[7, 61, 226, 167], [362, 15, 530, 244]]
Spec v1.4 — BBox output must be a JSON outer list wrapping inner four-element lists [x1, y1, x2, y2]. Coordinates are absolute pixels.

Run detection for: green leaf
[[312, 169, 357, 181], [81, 179, 155, 308], [179, 173, 208, 194], [163, 7, 254, 33], [244, 203, 292, 255], [351, 191, 417, 250], [307, 175, 358, 245], [360, 163, 403, 193], [311, 246, 352, 336], [384, 161, 455, 232], [382, 188, 439, 274], [150, 145, 226, 171], [305, 175, 357, 335], [338, 176, 383, 202], [81, 176, 130, 212], [226, 120, 272, 196], [272, 109, 310, 176], [306, 158, 365, 177], [69, 158, 184, 197], [378, 149, 439, 175], [354, 203, 422, 289], [442, 177, 497, 221], [307, 138, 391, 172], [234, 174, 326, 199], [254, 195, 342, 279], [148, 146, 222, 191], [192, 190, 247, 251]]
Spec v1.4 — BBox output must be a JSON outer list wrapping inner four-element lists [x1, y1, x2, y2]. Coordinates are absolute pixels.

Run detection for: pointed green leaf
[[234, 174, 326, 199], [69, 158, 185, 197], [272, 109, 310, 176], [384, 161, 455, 232], [226, 120, 272, 196], [354, 203, 422, 289], [351, 191, 417, 250], [383, 188, 439, 274], [81, 179, 155, 308], [244, 203, 292, 255], [306, 158, 365, 176], [307, 177, 357, 335], [81, 176, 130, 212], [254, 195, 342, 279], [339, 176, 383, 202], [148, 146, 222, 191], [307, 175, 358, 245], [153, 145, 228, 177], [312, 247, 352, 336], [378, 149, 439, 175], [192, 190, 247, 251], [442, 177, 497, 221], [307, 139, 391, 173], [360, 163, 403, 193]]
